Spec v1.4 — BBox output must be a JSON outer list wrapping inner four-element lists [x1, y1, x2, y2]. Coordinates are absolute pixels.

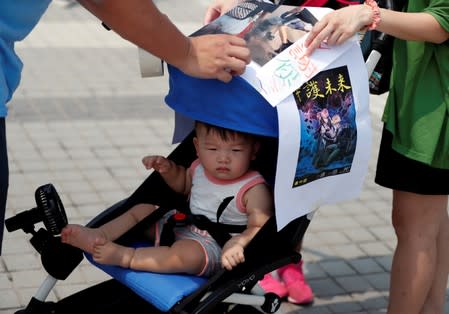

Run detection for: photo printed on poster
[[292, 66, 356, 188]]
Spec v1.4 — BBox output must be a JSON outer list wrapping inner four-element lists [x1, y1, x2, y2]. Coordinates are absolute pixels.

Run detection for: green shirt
[[383, 0, 449, 169]]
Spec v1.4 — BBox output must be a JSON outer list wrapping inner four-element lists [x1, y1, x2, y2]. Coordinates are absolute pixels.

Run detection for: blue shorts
[[155, 211, 222, 277]]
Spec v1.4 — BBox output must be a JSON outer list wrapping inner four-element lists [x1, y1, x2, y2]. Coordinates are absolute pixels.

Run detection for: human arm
[[142, 155, 192, 195], [76, 0, 250, 82], [304, 3, 449, 55], [221, 183, 273, 270]]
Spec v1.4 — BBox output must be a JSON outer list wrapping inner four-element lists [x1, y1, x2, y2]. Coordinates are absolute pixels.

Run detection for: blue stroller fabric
[[165, 65, 279, 138], [84, 242, 208, 312]]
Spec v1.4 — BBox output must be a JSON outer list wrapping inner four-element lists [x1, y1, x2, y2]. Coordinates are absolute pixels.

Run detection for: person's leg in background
[[0, 118, 9, 256], [421, 194, 449, 314], [375, 128, 449, 314], [251, 240, 314, 305], [388, 191, 449, 314]]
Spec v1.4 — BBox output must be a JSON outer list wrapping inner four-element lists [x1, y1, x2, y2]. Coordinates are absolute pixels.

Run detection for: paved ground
[[1, 1, 448, 314]]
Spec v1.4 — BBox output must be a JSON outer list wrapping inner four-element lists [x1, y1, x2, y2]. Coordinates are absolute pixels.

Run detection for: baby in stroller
[[61, 121, 273, 277]]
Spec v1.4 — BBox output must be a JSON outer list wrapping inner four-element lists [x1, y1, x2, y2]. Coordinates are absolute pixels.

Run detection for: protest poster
[[274, 48, 371, 229], [167, 1, 371, 230]]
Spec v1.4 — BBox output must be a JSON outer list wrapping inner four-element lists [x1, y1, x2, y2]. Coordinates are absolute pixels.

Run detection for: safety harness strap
[[159, 197, 247, 248]]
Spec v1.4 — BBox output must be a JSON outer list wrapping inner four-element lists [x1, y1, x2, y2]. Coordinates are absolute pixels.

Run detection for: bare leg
[[93, 239, 207, 275], [387, 191, 448, 314], [61, 203, 157, 254], [92, 238, 135, 267], [61, 224, 106, 254], [421, 195, 449, 314]]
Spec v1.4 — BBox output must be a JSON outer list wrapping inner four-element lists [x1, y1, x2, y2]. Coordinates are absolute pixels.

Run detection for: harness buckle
[[173, 212, 187, 222]]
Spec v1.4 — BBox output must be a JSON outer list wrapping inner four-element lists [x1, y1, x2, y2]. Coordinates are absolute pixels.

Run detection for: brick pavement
[[0, 1, 447, 313]]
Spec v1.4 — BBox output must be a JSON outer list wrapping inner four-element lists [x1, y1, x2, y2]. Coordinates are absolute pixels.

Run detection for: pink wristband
[[365, 0, 381, 30]]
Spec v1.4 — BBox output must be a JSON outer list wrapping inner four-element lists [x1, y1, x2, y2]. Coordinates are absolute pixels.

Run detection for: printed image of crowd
[[292, 66, 357, 187], [191, 0, 317, 66]]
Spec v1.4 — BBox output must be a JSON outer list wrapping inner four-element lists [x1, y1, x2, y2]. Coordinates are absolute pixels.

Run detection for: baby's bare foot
[[93, 241, 135, 268], [61, 224, 106, 254]]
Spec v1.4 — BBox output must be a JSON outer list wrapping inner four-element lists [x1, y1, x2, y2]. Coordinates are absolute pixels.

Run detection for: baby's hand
[[221, 242, 245, 271], [141, 155, 172, 173]]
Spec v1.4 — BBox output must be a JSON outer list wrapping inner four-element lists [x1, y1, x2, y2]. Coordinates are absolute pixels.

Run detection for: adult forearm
[[77, 0, 190, 68], [377, 10, 449, 44], [305, 4, 449, 55], [78, 0, 250, 82]]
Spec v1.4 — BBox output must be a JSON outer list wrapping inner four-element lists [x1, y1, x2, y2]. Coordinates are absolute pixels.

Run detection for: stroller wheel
[[261, 293, 282, 313]]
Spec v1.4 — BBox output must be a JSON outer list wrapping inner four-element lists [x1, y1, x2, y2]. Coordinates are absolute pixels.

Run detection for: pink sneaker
[[251, 272, 288, 298], [278, 261, 314, 305]]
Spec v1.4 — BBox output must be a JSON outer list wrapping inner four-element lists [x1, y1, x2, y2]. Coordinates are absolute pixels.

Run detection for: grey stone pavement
[[1, 1, 448, 314]]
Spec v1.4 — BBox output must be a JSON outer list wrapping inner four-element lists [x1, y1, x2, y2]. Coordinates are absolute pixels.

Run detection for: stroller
[[4, 0, 398, 313], [4, 86, 307, 314], [4, 69, 308, 313]]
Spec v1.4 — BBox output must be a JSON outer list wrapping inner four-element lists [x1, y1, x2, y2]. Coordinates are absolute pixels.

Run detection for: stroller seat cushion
[[84, 242, 208, 312]]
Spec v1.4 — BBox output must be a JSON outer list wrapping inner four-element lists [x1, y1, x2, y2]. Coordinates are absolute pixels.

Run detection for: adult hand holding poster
[[237, 5, 361, 107]]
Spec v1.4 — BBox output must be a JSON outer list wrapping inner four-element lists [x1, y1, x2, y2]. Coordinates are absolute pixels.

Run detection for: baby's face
[[194, 129, 258, 181]]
